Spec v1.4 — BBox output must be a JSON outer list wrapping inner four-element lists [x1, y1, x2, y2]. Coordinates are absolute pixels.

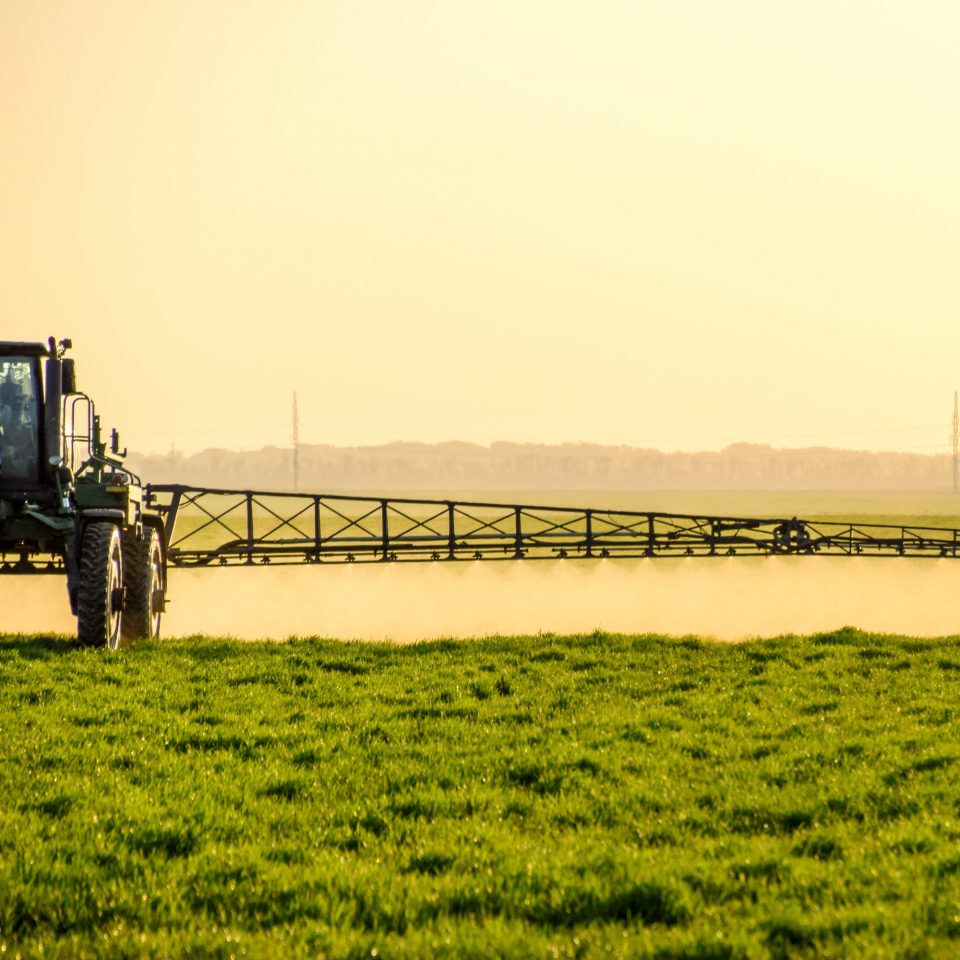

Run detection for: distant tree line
[[129, 441, 955, 492]]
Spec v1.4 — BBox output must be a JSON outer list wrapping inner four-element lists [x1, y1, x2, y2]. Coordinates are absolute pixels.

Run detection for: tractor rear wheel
[[122, 527, 164, 641], [77, 522, 124, 649]]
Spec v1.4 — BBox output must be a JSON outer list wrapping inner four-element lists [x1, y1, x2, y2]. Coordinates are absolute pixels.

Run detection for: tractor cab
[[0, 343, 46, 490]]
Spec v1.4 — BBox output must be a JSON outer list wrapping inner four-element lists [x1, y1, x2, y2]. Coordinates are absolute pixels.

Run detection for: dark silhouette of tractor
[[0, 338, 165, 648]]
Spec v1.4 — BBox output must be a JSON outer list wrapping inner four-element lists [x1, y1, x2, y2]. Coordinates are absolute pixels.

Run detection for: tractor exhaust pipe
[[44, 337, 62, 472]]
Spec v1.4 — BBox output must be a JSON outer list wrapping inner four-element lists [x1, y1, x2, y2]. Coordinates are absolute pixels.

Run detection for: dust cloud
[[5, 559, 960, 642]]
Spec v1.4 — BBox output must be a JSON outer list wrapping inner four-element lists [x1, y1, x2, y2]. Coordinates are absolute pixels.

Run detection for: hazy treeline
[[130, 441, 955, 492]]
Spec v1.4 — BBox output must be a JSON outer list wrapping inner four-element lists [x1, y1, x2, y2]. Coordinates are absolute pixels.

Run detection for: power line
[[952, 392, 958, 494], [292, 391, 301, 491]]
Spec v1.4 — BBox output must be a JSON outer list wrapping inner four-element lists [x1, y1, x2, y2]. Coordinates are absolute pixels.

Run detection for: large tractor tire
[[122, 526, 164, 641], [77, 521, 124, 649]]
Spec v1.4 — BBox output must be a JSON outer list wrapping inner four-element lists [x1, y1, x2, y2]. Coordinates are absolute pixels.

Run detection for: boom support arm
[[146, 485, 960, 568]]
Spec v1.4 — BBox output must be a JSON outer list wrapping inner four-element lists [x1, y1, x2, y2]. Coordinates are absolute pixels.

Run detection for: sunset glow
[[2, 2, 957, 454]]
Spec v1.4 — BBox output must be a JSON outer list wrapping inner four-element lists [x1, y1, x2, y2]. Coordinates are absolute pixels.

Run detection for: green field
[[3, 630, 960, 958], [440, 490, 960, 531]]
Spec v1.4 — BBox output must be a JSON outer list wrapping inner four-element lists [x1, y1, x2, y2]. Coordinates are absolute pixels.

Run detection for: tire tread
[[77, 522, 120, 648], [123, 527, 161, 641]]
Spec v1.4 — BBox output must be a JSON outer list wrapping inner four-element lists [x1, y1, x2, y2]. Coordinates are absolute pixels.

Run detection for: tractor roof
[[0, 341, 49, 357]]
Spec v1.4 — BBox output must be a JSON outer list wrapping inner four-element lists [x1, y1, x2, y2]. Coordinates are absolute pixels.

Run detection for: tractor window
[[0, 358, 40, 484]]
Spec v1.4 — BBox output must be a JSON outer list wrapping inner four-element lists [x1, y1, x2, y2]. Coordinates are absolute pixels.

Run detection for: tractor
[[0, 337, 166, 648]]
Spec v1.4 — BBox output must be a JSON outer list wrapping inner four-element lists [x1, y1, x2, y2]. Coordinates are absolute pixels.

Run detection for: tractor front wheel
[[77, 522, 124, 649], [122, 527, 164, 641]]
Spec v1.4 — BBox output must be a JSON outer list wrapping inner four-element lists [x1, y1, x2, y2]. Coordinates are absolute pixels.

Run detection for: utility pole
[[953, 391, 958, 494], [292, 391, 300, 491]]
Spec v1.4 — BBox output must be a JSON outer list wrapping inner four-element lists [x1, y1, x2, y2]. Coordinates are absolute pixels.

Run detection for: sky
[[1, 1, 958, 456]]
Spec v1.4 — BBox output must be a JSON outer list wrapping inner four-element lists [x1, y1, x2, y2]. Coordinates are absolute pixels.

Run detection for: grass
[[3, 628, 960, 957], [441, 490, 960, 530]]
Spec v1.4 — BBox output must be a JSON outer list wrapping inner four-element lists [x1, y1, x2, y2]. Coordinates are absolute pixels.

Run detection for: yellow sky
[[1, 1, 958, 455]]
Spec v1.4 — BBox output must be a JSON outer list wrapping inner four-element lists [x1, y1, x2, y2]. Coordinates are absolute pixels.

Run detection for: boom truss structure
[[145, 485, 960, 568]]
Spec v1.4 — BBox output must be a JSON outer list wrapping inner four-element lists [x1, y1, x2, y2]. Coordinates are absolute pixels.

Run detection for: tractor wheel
[[122, 527, 164, 641], [77, 522, 124, 649]]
